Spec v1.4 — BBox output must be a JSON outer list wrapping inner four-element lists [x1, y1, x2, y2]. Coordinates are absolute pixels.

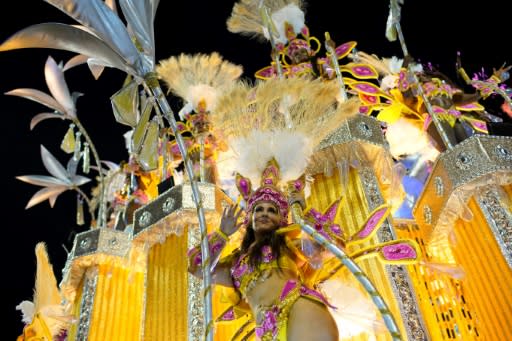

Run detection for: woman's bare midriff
[[245, 268, 298, 314]]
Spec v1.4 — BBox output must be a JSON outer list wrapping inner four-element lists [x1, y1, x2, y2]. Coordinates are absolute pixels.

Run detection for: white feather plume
[[381, 75, 399, 91], [185, 84, 219, 112], [16, 301, 35, 324], [386, 118, 439, 161], [212, 78, 360, 195], [156, 52, 243, 113], [262, 4, 305, 44], [229, 129, 313, 186], [227, 0, 305, 43]]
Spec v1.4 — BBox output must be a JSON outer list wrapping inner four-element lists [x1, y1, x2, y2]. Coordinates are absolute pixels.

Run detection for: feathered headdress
[[227, 0, 307, 46], [156, 52, 243, 117], [211, 77, 360, 216]]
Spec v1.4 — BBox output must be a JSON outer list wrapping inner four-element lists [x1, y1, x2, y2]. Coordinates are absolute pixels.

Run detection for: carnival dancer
[[185, 75, 356, 340], [188, 158, 340, 340]]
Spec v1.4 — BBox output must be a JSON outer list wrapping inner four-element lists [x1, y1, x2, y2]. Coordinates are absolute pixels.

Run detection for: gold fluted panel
[[308, 169, 407, 341], [66, 279, 84, 340], [142, 223, 248, 341], [398, 183, 512, 340], [450, 196, 512, 340], [144, 231, 188, 341], [395, 221, 480, 340], [413, 135, 512, 243], [85, 258, 145, 341]]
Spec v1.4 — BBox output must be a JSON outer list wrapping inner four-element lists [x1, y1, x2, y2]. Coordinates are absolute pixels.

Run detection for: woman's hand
[[220, 204, 244, 236]]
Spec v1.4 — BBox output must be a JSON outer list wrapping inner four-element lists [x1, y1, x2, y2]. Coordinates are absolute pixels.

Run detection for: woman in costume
[[187, 76, 419, 340], [188, 158, 339, 341], [158, 51, 361, 339]]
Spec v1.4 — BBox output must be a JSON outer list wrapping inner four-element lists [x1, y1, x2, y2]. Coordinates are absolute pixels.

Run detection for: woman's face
[[252, 201, 281, 233]]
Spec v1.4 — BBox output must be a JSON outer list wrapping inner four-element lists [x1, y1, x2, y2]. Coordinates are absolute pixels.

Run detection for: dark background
[[0, 1, 509, 339]]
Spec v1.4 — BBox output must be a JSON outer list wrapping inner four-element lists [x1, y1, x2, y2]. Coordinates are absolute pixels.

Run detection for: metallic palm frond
[[44, 56, 76, 117], [44, 0, 140, 67], [17, 145, 91, 209], [119, 0, 159, 65], [5, 88, 65, 113], [0, 23, 135, 75]]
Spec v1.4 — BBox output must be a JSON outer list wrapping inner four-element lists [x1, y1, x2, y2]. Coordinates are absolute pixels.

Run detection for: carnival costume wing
[[303, 203, 420, 285], [297, 203, 420, 339], [273, 205, 418, 339]]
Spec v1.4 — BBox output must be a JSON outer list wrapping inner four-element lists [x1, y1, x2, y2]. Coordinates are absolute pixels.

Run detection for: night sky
[[0, 1, 509, 339]]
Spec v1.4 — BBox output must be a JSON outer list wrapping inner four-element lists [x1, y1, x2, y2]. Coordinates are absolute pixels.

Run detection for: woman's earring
[[251, 213, 256, 229]]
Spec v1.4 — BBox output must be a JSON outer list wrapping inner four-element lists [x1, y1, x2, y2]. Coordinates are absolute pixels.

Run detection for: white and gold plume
[[212, 77, 360, 188], [227, 0, 306, 45], [156, 52, 243, 117]]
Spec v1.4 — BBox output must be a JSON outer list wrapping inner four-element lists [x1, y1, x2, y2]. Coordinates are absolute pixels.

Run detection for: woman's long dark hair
[[240, 222, 286, 268]]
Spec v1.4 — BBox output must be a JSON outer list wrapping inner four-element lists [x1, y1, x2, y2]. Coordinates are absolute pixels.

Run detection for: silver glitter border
[[476, 187, 512, 269], [75, 269, 98, 341], [187, 225, 205, 340], [359, 167, 429, 340]]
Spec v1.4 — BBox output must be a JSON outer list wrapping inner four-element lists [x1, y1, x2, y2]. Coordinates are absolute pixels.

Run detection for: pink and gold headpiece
[[236, 158, 289, 226]]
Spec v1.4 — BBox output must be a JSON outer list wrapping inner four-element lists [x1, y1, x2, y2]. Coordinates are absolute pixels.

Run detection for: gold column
[[143, 232, 188, 340], [132, 182, 245, 340], [86, 258, 145, 341], [395, 220, 480, 340], [451, 195, 512, 340], [413, 135, 512, 340], [60, 228, 144, 341], [65, 274, 87, 340], [307, 115, 428, 340]]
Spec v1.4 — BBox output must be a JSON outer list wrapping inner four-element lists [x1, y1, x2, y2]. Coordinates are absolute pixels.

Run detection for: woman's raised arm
[[187, 204, 243, 287]]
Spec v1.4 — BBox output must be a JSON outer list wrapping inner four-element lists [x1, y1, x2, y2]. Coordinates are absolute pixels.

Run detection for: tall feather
[[34, 243, 61, 310], [33, 242, 70, 337], [156, 52, 243, 112], [213, 77, 360, 146]]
